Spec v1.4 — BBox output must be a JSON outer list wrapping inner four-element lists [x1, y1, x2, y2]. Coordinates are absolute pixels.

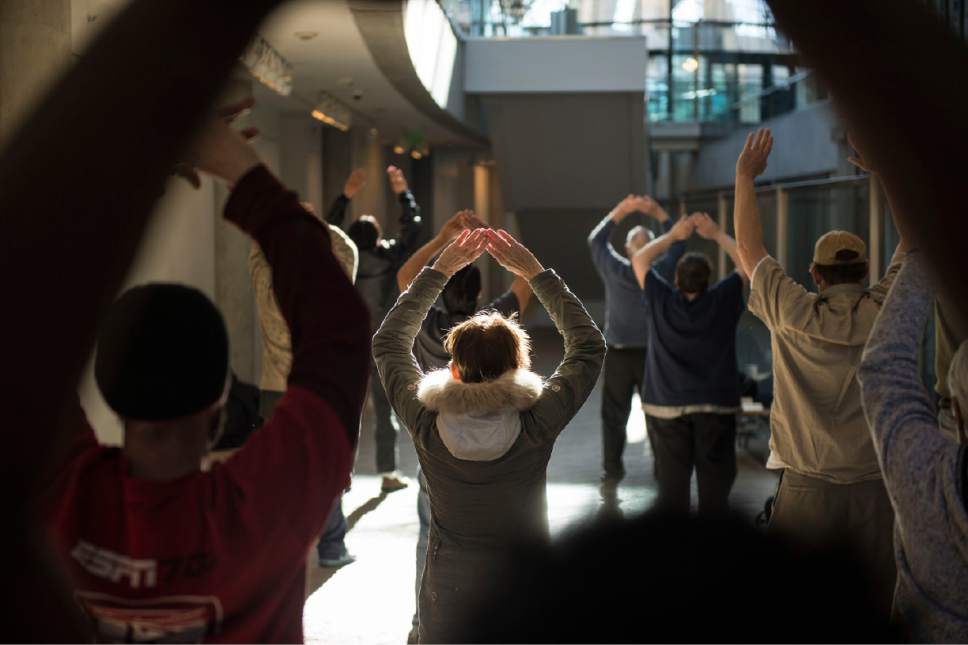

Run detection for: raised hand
[[846, 132, 873, 173], [736, 128, 773, 179], [669, 215, 696, 241], [691, 212, 720, 240], [462, 211, 487, 230], [637, 195, 670, 222], [610, 194, 640, 223], [432, 228, 489, 278], [485, 229, 545, 281], [343, 168, 366, 199], [439, 209, 473, 243], [177, 98, 260, 188], [387, 165, 409, 194]]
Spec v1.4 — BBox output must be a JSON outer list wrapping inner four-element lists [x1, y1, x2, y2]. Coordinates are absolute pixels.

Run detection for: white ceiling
[[260, 0, 470, 145]]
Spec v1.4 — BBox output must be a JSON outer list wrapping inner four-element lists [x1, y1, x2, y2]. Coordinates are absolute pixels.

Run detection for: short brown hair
[[444, 312, 532, 383], [675, 252, 712, 294]]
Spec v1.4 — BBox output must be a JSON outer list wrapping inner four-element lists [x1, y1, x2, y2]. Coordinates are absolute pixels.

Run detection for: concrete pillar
[[0, 0, 72, 145]]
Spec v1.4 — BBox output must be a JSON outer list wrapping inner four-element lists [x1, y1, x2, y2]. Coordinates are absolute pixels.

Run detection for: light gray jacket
[[859, 255, 968, 642]]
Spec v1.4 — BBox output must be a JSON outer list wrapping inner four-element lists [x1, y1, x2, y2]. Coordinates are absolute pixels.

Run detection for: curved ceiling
[[261, 0, 480, 147]]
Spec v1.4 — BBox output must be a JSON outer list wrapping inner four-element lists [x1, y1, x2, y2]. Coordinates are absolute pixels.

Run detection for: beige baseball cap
[[813, 230, 868, 265]]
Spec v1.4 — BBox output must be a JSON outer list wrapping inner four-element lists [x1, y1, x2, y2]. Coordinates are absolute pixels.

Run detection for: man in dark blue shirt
[[588, 195, 685, 492], [632, 213, 748, 514]]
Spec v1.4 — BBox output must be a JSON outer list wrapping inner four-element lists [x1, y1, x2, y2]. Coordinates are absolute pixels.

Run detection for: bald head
[[625, 225, 654, 258]]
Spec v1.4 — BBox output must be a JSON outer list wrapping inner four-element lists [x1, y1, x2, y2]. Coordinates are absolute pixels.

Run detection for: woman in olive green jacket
[[373, 228, 606, 643]]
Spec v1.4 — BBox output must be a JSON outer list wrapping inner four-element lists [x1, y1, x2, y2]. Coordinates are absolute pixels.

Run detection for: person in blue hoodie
[[588, 195, 685, 493]]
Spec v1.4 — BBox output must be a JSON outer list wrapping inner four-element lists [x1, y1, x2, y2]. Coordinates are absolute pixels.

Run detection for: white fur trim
[[417, 368, 543, 414]]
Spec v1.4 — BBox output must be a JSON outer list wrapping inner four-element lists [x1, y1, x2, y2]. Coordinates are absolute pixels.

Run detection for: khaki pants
[[769, 470, 896, 617]]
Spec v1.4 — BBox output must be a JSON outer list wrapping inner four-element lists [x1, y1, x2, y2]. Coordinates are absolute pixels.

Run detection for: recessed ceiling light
[[294, 31, 319, 41]]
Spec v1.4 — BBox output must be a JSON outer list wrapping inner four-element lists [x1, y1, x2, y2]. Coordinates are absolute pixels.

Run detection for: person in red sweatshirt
[[44, 115, 370, 643]]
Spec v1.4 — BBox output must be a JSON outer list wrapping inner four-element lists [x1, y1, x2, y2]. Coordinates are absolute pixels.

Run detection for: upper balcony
[[440, 0, 823, 127]]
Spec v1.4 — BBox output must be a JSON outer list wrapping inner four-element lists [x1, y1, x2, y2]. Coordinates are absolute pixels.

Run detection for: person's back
[[632, 213, 747, 513], [373, 228, 605, 642], [751, 256, 892, 480], [45, 123, 370, 642], [644, 268, 744, 411], [733, 129, 905, 614]]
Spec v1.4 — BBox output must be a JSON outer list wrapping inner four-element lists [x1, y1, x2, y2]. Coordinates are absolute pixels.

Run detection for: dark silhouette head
[[348, 215, 382, 251], [441, 264, 483, 316]]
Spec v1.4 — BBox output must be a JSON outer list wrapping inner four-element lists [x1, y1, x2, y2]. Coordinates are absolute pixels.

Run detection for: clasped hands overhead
[[432, 213, 544, 282]]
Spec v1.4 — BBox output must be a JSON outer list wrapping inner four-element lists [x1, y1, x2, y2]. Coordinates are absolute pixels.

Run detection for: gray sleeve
[[523, 270, 606, 442], [868, 249, 907, 303], [859, 255, 966, 535], [372, 267, 445, 446]]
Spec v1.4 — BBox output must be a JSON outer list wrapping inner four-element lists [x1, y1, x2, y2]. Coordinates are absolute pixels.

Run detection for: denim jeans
[[260, 389, 350, 561]]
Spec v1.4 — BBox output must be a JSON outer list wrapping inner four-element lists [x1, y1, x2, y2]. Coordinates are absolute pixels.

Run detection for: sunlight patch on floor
[[302, 475, 636, 644], [626, 392, 647, 444]]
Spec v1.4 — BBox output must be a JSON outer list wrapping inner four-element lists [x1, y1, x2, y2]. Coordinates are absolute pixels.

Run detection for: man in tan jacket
[[732, 129, 908, 614], [249, 174, 361, 568]]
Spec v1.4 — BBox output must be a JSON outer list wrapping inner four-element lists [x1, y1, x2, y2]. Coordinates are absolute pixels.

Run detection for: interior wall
[[0, 0, 72, 145], [478, 92, 646, 317]]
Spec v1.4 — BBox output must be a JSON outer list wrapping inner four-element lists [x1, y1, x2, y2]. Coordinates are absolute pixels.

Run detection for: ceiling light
[[311, 93, 351, 132], [393, 145, 405, 155], [294, 31, 318, 41], [240, 36, 293, 96], [411, 150, 423, 160], [682, 56, 699, 73]]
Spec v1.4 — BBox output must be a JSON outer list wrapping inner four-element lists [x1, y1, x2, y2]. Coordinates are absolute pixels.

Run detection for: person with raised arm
[[328, 165, 423, 491], [733, 127, 907, 613], [373, 228, 605, 643], [249, 171, 363, 570], [588, 194, 686, 495], [0, 1, 291, 638], [859, 249, 968, 642], [395, 209, 533, 643], [46, 114, 370, 643], [630, 213, 747, 513]]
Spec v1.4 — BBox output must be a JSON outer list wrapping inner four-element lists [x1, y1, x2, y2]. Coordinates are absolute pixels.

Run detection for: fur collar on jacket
[[417, 368, 544, 415]]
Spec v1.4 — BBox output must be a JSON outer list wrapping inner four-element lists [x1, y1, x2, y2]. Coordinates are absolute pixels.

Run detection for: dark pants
[[768, 469, 896, 617], [413, 468, 431, 629], [601, 347, 647, 480], [260, 389, 349, 559], [646, 413, 737, 514], [370, 357, 399, 473]]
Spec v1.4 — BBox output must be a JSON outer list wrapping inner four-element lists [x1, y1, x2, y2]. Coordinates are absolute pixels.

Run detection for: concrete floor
[[303, 328, 779, 645]]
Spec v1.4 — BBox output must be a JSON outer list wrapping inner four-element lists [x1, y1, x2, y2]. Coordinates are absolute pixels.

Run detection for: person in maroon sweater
[[44, 117, 370, 643], [0, 1, 296, 639]]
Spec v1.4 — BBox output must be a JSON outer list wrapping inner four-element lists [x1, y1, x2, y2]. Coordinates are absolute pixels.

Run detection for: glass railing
[[438, 1, 808, 125], [678, 174, 896, 286]]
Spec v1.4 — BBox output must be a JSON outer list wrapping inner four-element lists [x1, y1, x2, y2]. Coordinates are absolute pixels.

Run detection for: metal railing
[[678, 173, 898, 287]]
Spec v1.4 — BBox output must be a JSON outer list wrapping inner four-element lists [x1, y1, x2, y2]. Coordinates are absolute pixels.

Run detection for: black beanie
[[442, 264, 482, 316], [95, 283, 229, 421]]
